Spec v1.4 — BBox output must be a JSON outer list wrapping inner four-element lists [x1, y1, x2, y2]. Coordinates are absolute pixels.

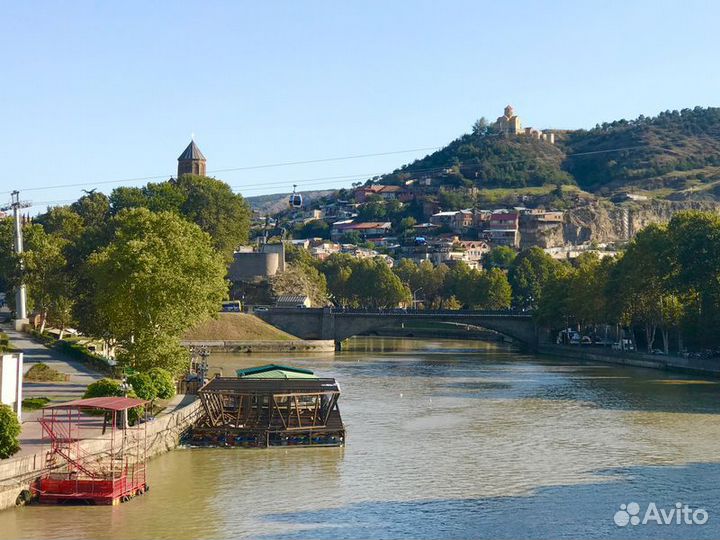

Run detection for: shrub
[[148, 368, 176, 400], [22, 397, 51, 410], [83, 378, 124, 399], [24, 363, 68, 382], [83, 378, 143, 425], [128, 373, 158, 401], [0, 404, 21, 459]]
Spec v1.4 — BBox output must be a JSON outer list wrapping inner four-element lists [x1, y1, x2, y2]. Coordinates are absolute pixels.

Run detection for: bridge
[[254, 308, 538, 349]]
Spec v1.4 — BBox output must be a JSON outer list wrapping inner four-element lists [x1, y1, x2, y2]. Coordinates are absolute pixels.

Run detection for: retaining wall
[[538, 345, 720, 377], [0, 399, 201, 512], [180, 339, 336, 353]]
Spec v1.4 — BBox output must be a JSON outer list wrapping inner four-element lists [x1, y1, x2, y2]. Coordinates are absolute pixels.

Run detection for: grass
[[0, 332, 15, 353], [183, 313, 297, 341], [22, 396, 51, 410], [24, 363, 69, 382]]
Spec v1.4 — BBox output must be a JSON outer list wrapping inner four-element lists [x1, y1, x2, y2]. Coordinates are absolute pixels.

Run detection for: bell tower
[[177, 140, 207, 177]]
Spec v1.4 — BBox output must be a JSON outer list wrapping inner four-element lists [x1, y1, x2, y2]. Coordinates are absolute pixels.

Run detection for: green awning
[[236, 364, 317, 379]]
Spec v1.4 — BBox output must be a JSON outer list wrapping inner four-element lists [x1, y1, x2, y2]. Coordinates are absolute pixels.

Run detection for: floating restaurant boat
[[190, 364, 345, 448]]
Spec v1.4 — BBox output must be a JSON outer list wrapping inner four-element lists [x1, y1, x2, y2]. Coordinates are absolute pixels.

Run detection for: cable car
[[289, 185, 303, 208]]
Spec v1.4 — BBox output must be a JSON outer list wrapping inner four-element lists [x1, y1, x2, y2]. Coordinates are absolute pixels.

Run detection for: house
[[457, 240, 490, 266], [487, 211, 520, 247], [355, 185, 413, 203], [275, 294, 311, 308], [430, 210, 474, 232], [330, 221, 392, 241]]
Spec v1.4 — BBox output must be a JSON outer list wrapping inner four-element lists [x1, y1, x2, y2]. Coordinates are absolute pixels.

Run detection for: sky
[[1, 0, 718, 213]]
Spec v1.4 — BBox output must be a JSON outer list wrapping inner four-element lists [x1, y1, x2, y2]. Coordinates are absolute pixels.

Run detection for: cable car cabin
[[289, 192, 303, 208], [191, 365, 345, 448]]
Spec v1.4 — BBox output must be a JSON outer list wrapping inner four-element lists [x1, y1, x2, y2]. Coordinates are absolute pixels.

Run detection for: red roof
[[46, 396, 148, 411]]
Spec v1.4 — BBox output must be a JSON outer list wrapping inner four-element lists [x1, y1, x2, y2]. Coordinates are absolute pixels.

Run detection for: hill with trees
[[376, 106, 720, 201]]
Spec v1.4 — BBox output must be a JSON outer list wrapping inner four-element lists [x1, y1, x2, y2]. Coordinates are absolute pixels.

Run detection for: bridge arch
[[255, 308, 538, 349]]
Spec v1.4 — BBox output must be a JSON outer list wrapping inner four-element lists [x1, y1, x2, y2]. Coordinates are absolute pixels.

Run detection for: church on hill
[[494, 105, 555, 144], [177, 140, 207, 177]]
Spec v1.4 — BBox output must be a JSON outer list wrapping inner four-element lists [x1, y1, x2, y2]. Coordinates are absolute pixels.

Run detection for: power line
[[0, 145, 441, 195], [12, 142, 672, 208]]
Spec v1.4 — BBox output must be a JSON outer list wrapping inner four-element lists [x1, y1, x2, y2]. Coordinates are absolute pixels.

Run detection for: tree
[[0, 405, 20, 458], [346, 258, 410, 308], [71, 192, 111, 228], [175, 175, 251, 258], [270, 263, 328, 307], [477, 268, 512, 309], [319, 254, 355, 306], [148, 367, 176, 400], [128, 372, 158, 401], [85, 208, 227, 373], [482, 246, 517, 270], [508, 248, 564, 309]]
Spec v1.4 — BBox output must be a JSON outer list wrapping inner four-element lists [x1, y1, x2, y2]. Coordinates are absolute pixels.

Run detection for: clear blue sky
[[1, 0, 718, 212]]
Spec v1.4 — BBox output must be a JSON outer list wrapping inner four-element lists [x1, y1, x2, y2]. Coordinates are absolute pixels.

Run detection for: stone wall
[[0, 400, 201, 512], [180, 339, 336, 353], [538, 345, 720, 378]]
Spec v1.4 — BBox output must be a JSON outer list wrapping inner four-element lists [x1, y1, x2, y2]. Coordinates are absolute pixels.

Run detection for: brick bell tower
[[177, 140, 207, 177]]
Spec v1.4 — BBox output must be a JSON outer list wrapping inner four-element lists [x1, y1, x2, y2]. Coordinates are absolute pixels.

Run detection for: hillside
[[183, 313, 297, 341], [246, 190, 335, 215], [380, 106, 720, 200]]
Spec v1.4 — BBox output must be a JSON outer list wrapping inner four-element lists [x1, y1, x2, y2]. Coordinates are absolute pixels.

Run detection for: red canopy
[[45, 396, 147, 411]]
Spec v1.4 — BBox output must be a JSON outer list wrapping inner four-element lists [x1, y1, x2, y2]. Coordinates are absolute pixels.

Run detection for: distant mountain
[[245, 190, 335, 215]]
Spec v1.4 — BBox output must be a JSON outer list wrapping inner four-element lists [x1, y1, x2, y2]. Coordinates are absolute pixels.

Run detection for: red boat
[[33, 396, 149, 505]]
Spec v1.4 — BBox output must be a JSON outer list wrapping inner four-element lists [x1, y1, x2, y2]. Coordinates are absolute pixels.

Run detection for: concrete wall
[[180, 339, 336, 353], [538, 345, 720, 378], [0, 399, 201, 512]]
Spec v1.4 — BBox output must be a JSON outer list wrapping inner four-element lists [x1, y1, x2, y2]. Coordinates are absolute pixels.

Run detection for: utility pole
[[2, 191, 32, 330]]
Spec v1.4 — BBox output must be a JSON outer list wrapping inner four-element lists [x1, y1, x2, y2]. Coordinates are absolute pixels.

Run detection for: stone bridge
[[254, 308, 538, 349]]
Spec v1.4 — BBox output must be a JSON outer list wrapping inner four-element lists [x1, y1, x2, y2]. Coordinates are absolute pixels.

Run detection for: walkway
[[2, 324, 103, 456]]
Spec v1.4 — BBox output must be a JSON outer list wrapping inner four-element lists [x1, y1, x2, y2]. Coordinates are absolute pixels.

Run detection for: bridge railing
[[262, 307, 532, 317]]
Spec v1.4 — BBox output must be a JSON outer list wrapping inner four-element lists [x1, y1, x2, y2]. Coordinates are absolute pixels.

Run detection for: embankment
[[183, 313, 334, 352], [0, 400, 202, 512], [538, 344, 720, 378]]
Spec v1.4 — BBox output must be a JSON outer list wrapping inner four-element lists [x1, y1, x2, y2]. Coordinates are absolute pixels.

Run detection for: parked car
[[651, 349, 666, 355], [580, 336, 593, 345], [253, 306, 269, 312]]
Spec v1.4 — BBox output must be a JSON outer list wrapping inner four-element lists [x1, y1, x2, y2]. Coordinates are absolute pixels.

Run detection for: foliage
[[85, 208, 227, 373], [148, 367, 176, 400], [292, 219, 330, 240], [0, 404, 21, 459], [83, 378, 124, 399], [508, 248, 564, 309], [481, 246, 517, 270], [269, 262, 328, 307], [22, 397, 50, 410], [128, 372, 158, 401], [24, 363, 67, 382]]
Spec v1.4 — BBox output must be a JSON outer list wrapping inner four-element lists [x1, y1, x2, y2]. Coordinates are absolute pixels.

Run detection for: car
[[253, 306, 269, 312], [651, 349, 666, 355], [580, 336, 593, 345]]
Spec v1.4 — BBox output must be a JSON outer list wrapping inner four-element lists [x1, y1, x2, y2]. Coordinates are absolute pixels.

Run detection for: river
[[2, 338, 720, 539]]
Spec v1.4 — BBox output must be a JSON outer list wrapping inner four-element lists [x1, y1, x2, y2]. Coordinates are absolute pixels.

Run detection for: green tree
[[0, 405, 21, 459], [175, 175, 251, 258], [71, 192, 111, 228], [148, 367, 176, 400], [477, 268, 512, 309], [482, 246, 517, 270], [128, 372, 158, 401], [85, 208, 227, 373], [508, 248, 564, 309]]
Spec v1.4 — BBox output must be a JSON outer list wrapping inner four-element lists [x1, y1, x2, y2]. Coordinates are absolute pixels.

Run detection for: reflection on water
[[2, 337, 719, 539]]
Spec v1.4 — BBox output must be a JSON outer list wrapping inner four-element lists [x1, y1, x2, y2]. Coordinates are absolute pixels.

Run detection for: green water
[[2, 338, 719, 539]]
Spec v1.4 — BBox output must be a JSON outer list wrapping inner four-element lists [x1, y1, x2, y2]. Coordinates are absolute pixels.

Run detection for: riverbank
[[538, 344, 720, 378], [0, 399, 201, 512], [180, 339, 336, 353]]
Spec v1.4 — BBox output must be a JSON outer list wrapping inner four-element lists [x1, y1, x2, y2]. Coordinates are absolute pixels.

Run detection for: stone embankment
[[0, 400, 202, 512], [538, 344, 720, 378], [180, 339, 336, 353]]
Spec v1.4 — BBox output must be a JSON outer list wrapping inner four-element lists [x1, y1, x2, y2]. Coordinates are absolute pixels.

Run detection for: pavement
[[2, 323, 194, 457]]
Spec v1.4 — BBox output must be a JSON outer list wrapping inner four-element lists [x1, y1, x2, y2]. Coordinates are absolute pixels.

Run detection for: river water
[[2, 338, 720, 539]]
